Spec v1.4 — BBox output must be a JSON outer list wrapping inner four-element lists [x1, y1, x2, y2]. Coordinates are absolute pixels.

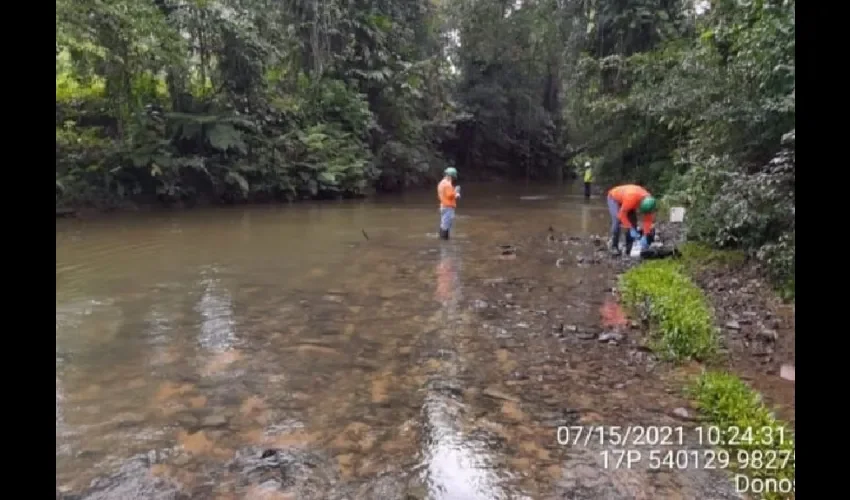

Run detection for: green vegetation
[[619, 260, 717, 362], [56, 0, 457, 209], [679, 242, 747, 269], [690, 372, 795, 500], [620, 252, 795, 498], [55, 0, 584, 210], [621, 243, 794, 497], [56, 0, 794, 292], [573, 0, 795, 289]]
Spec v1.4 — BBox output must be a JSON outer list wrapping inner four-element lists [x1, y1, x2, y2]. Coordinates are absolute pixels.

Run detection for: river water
[[56, 183, 743, 500]]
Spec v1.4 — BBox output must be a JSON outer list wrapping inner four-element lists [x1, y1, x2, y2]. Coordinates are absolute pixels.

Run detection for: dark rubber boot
[[624, 231, 635, 255], [609, 230, 621, 255], [439, 229, 449, 240], [609, 239, 621, 256]]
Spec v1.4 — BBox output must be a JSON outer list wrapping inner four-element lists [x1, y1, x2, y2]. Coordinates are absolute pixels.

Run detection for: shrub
[[668, 146, 795, 294], [619, 260, 718, 362], [690, 372, 795, 500], [757, 230, 796, 300]]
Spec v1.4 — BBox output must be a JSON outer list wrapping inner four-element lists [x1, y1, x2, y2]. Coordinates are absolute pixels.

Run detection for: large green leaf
[[207, 124, 247, 154]]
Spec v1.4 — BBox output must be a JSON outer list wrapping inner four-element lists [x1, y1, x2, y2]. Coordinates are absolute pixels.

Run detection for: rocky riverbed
[[57, 212, 791, 500]]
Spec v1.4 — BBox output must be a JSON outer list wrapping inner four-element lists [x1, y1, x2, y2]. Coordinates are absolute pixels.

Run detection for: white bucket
[[669, 207, 685, 223]]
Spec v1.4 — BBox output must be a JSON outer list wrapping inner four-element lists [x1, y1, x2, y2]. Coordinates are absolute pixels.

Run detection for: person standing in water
[[607, 184, 657, 256], [437, 167, 460, 240], [583, 162, 593, 200]]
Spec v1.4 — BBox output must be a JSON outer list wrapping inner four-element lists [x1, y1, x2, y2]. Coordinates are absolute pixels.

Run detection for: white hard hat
[[584, 161, 591, 167]]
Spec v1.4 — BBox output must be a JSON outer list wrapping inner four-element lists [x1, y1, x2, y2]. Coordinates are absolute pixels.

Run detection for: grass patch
[[619, 260, 718, 362], [690, 371, 795, 499], [679, 242, 747, 270], [775, 277, 795, 302]]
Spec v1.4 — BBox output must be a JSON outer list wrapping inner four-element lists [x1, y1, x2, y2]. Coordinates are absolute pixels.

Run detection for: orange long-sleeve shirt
[[608, 184, 654, 234], [438, 178, 457, 208]]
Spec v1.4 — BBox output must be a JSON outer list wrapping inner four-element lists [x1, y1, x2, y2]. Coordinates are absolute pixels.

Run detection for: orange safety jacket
[[437, 178, 458, 208], [608, 184, 654, 234]]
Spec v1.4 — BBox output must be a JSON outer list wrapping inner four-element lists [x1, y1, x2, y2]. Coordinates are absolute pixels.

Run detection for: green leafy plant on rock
[[690, 372, 795, 500], [619, 261, 718, 362]]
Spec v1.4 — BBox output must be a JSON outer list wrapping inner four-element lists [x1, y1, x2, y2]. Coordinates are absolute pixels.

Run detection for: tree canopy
[[56, 0, 795, 289]]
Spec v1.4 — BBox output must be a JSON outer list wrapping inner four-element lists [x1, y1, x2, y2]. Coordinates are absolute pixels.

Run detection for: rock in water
[[672, 407, 690, 419], [201, 415, 228, 428], [598, 332, 623, 342], [472, 299, 489, 310], [757, 329, 778, 342], [483, 387, 520, 402]]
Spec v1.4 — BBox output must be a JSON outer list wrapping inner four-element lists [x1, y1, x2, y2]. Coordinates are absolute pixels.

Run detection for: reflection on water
[[435, 244, 461, 312], [425, 239, 512, 499], [600, 296, 628, 329], [581, 204, 591, 234], [196, 266, 237, 353], [56, 183, 646, 499], [421, 392, 513, 500], [144, 300, 175, 369]]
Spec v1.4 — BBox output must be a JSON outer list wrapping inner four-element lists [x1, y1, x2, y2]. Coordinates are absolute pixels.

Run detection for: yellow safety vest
[[583, 168, 593, 183]]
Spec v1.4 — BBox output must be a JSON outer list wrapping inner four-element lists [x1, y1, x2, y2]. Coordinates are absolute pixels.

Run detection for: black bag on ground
[[639, 246, 681, 260]]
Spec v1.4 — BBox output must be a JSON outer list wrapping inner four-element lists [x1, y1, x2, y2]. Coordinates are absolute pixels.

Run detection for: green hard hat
[[444, 167, 458, 178], [638, 196, 657, 213]]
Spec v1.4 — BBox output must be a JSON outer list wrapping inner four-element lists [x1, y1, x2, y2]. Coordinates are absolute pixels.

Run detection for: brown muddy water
[[57, 183, 745, 500]]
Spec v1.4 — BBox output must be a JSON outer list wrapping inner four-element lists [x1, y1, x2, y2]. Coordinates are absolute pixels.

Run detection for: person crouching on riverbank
[[438, 168, 460, 240], [607, 184, 657, 256]]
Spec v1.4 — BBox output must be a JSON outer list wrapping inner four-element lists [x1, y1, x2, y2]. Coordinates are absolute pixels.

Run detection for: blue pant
[[607, 196, 623, 247], [608, 195, 637, 250], [440, 207, 455, 231]]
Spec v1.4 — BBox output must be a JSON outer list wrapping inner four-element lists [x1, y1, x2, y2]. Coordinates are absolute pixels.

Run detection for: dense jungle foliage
[[56, 0, 794, 288]]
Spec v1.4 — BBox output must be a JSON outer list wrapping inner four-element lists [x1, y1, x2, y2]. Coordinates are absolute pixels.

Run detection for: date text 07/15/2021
[[555, 425, 790, 447]]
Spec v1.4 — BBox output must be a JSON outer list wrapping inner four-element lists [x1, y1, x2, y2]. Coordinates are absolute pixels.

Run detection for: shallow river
[[56, 183, 744, 500]]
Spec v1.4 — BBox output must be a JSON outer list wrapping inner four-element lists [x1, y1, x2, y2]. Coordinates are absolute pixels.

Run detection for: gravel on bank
[[623, 220, 796, 500], [654, 221, 794, 425]]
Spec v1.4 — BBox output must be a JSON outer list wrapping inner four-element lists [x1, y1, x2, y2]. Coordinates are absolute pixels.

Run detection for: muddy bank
[[437, 229, 745, 499], [654, 222, 795, 426]]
